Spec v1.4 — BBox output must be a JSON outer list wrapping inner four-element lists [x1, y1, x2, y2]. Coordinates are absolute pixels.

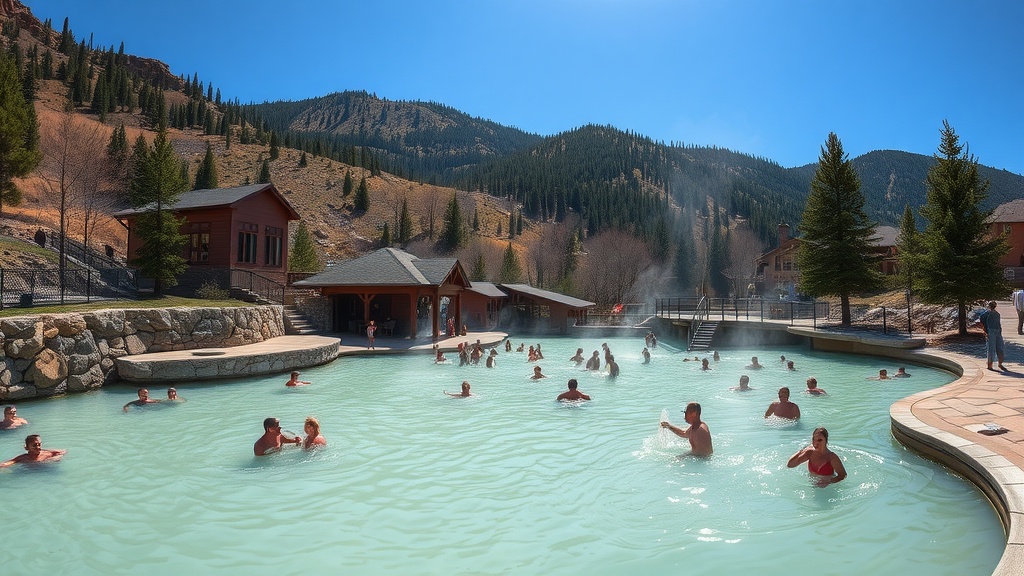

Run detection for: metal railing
[[655, 297, 830, 327], [0, 267, 138, 309], [687, 296, 709, 351], [230, 269, 285, 304]]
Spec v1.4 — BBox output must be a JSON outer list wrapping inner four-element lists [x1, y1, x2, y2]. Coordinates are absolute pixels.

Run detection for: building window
[[237, 222, 258, 264], [188, 222, 210, 263], [1004, 224, 1012, 235], [783, 260, 792, 271], [774, 256, 781, 271], [265, 226, 283, 267]]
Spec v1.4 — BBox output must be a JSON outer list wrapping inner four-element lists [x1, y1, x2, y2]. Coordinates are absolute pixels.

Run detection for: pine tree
[[342, 169, 353, 196], [516, 212, 523, 235], [257, 158, 271, 184], [499, 242, 522, 283], [796, 132, 882, 324], [353, 176, 370, 212], [917, 121, 1009, 334], [269, 131, 279, 161], [896, 204, 920, 295], [193, 142, 218, 190], [508, 210, 515, 239], [471, 253, 487, 282], [439, 193, 466, 253], [398, 198, 413, 245], [289, 220, 321, 272], [129, 129, 188, 295], [298, 151, 307, 167], [380, 222, 391, 246], [0, 52, 41, 216], [473, 208, 480, 232], [673, 230, 694, 294]]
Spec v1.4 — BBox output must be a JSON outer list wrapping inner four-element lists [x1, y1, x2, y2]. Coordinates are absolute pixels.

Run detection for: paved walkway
[[890, 300, 1024, 575]]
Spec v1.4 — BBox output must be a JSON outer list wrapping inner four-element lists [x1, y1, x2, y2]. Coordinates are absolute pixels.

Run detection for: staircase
[[283, 305, 318, 335], [688, 321, 719, 351]]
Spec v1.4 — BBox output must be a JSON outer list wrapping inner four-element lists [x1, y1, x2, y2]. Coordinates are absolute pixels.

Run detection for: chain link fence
[[0, 267, 138, 309]]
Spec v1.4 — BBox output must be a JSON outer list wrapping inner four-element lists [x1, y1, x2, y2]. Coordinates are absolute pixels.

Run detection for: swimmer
[[535, 343, 544, 360], [712, 351, 720, 362], [434, 347, 446, 363], [764, 387, 800, 419], [445, 381, 473, 397], [660, 402, 713, 457], [123, 388, 161, 412], [606, 355, 620, 378], [585, 351, 601, 371], [486, 349, 498, 368], [1, 406, 28, 430], [805, 377, 827, 395], [254, 417, 302, 456], [780, 355, 786, 364], [166, 388, 185, 402], [527, 345, 538, 362], [787, 427, 847, 485], [731, 375, 753, 392], [302, 416, 327, 450], [642, 347, 651, 364], [556, 378, 591, 401], [516, 343, 525, 352], [530, 366, 547, 380], [870, 369, 891, 380], [570, 348, 585, 364], [894, 367, 911, 378], [787, 360, 796, 371], [505, 339, 512, 352], [745, 356, 763, 369], [700, 358, 711, 371], [286, 371, 311, 387], [1, 434, 66, 467]]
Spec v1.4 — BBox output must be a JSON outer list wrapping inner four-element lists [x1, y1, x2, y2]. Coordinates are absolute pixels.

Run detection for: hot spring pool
[[1, 337, 1003, 575]]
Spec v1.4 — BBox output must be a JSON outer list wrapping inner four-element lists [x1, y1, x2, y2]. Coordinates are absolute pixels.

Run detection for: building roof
[[870, 225, 900, 248], [499, 283, 596, 308], [113, 183, 300, 219], [295, 248, 463, 287], [467, 281, 508, 298], [992, 199, 1024, 223]]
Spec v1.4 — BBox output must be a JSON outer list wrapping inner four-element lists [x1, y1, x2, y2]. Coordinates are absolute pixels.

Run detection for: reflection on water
[[0, 338, 1004, 575]]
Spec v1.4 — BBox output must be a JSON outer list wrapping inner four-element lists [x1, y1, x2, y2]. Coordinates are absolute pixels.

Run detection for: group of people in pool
[[258, 371, 327, 456]]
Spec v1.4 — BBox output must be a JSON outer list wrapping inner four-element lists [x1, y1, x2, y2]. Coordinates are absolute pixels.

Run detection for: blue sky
[[23, 0, 1024, 175]]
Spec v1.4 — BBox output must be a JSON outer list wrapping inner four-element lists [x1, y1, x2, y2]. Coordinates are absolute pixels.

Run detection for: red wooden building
[[114, 183, 300, 294]]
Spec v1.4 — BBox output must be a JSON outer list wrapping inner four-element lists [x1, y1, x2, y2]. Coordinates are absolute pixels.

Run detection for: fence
[[230, 269, 285, 304], [0, 267, 138, 309], [655, 297, 830, 325]]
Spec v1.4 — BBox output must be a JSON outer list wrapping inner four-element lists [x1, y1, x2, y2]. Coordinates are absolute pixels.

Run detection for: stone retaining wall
[[0, 306, 284, 400]]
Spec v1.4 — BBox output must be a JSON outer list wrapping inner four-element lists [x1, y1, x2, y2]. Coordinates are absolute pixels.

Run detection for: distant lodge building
[[295, 248, 595, 337], [989, 200, 1024, 286], [114, 183, 300, 293], [753, 224, 900, 298]]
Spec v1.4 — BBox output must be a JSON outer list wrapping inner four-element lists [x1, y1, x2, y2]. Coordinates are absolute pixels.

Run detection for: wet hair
[[461, 381, 471, 390], [779, 387, 790, 397], [567, 378, 579, 390], [4, 405, 14, 415], [263, 417, 279, 431], [304, 416, 320, 436], [739, 375, 750, 385], [806, 377, 817, 387], [813, 427, 829, 442], [24, 434, 41, 448], [685, 402, 702, 416], [291, 371, 299, 377]]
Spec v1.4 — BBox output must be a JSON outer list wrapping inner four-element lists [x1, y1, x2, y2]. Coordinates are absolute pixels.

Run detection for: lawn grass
[[0, 235, 61, 266], [0, 296, 252, 318]]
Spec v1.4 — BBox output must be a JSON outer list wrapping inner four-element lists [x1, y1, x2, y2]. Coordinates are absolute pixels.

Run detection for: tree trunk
[[958, 299, 968, 335], [840, 292, 851, 325]]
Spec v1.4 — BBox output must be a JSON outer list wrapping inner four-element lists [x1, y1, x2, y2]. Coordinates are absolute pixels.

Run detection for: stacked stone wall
[[0, 306, 284, 400]]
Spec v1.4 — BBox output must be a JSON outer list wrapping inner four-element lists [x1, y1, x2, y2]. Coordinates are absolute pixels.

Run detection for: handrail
[[229, 269, 285, 303], [686, 296, 709, 351]]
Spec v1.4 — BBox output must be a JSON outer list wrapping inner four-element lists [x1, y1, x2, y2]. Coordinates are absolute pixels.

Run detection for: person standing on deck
[[978, 301, 1006, 371], [366, 320, 377, 350], [1014, 289, 1024, 335]]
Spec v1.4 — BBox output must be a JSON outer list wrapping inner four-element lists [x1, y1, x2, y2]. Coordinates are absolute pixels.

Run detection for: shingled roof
[[295, 248, 464, 287], [113, 183, 299, 219], [467, 281, 507, 298], [499, 283, 596, 308], [992, 199, 1024, 223]]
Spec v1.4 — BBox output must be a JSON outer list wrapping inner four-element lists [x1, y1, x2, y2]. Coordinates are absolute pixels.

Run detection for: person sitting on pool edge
[[254, 417, 302, 456], [1, 434, 67, 467], [805, 377, 827, 395], [661, 402, 713, 457], [530, 366, 547, 380], [123, 388, 161, 412], [557, 378, 591, 402], [745, 356, 763, 369], [1, 405, 28, 430], [445, 381, 473, 397], [787, 427, 847, 485], [303, 416, 327, 450], [286, 371, 311, 387], [731, 375, 753, 392], [765, 387, 800, 420]]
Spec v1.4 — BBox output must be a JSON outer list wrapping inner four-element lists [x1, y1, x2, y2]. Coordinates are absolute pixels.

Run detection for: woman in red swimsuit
[[787, 427, 847, 485]]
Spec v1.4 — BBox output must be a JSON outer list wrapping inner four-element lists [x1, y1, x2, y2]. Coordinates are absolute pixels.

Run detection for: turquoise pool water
[[1, 337, 1004, 575]]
